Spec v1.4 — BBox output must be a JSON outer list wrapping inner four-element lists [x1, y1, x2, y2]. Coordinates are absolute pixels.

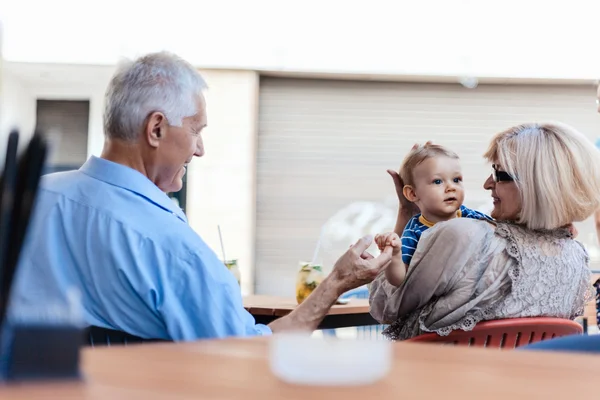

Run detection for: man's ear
[[403, 185, 418, 202], [145, 112, 167, 148]]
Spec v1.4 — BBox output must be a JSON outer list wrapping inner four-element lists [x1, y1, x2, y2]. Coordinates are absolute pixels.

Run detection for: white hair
[[103, 51, 208, 141], [484, 122, 600, 230]]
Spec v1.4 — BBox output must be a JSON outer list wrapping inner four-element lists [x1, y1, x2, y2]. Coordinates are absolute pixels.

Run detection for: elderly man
[[11, 52, 391, 340]]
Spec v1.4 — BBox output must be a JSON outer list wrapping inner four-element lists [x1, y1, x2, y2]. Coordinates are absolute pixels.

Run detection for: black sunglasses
[[492, 164, 514, 182]]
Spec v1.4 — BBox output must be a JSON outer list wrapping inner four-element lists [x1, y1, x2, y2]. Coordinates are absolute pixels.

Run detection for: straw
[[218, 225, 227, 262], [311, 226, 326, 265]]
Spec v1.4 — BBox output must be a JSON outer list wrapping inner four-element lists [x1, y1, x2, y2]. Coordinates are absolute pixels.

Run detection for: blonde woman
[[369, 122, 600, 340]]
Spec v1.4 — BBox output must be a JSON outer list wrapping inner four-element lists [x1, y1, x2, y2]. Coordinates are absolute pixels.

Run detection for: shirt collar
[[79, 156, 188, 223], [418, 208, 462, 228]]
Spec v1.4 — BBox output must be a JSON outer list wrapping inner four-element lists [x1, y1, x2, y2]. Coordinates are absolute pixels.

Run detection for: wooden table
[[243, 295, 378, 329], [2, 336, 600, 399]]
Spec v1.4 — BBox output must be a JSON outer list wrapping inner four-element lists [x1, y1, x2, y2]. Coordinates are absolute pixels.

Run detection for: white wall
[[31, 88, 106, 161], [2, 0, 600, 80], [0, 83, 108, 164], [0, 70, 36, 159], [186, 70, 259, 295], [0, 61, 117, 160]]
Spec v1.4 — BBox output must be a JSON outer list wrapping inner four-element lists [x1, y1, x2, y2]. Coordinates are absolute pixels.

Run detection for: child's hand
[[374, 232, 401, 255]]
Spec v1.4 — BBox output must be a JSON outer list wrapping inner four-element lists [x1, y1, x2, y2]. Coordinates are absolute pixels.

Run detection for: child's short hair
[[399, 143, 460, 186]]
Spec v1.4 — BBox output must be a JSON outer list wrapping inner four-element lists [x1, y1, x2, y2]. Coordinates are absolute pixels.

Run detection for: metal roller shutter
[[256, 77, 600, 295]]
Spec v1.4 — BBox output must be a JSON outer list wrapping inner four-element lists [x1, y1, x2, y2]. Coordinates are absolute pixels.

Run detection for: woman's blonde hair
[[484, 122, 600, 230]]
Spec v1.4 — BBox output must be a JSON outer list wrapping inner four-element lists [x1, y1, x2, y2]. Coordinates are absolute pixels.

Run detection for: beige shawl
[[369, 218, 591, 340]]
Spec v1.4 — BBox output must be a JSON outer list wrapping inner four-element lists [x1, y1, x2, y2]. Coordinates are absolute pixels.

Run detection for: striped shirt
[[401, 205, 493, 266]]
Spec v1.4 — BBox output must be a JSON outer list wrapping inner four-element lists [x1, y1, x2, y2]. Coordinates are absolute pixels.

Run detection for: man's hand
[[329, 235, 393, 295], [268, 235, 392, 334]]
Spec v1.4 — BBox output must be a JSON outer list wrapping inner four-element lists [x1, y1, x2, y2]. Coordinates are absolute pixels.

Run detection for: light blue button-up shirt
[[11, 156, 270, 340]]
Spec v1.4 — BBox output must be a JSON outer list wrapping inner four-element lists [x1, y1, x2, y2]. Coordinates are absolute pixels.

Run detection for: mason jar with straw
[[218, 225, 241, 287], [296, 227, 326, 304]]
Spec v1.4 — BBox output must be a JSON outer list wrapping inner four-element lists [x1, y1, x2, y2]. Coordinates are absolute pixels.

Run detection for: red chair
[[407, 317, 583, 349]]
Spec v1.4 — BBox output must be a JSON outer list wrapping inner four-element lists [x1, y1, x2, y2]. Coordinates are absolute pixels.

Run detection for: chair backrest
[[594, 277, 600, 328], [84, 326, 169, 347], [339, 286, 388, 340], [407, 317, 583, 349]]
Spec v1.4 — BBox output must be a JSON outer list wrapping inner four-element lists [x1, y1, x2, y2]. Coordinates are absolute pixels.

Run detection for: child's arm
[[375, 232, 406, 287]]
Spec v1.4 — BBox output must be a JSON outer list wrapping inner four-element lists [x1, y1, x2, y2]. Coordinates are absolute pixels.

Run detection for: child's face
[[405, 156, 465, 222]]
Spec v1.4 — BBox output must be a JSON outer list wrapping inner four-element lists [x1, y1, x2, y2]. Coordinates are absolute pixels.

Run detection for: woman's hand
[[386, 169, 420, 216], [566, 223, 578, 238], [387, 141, 431, 217]]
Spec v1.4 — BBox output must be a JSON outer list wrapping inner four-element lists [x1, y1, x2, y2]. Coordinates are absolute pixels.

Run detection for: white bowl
[[269, 333, 392, 386]]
